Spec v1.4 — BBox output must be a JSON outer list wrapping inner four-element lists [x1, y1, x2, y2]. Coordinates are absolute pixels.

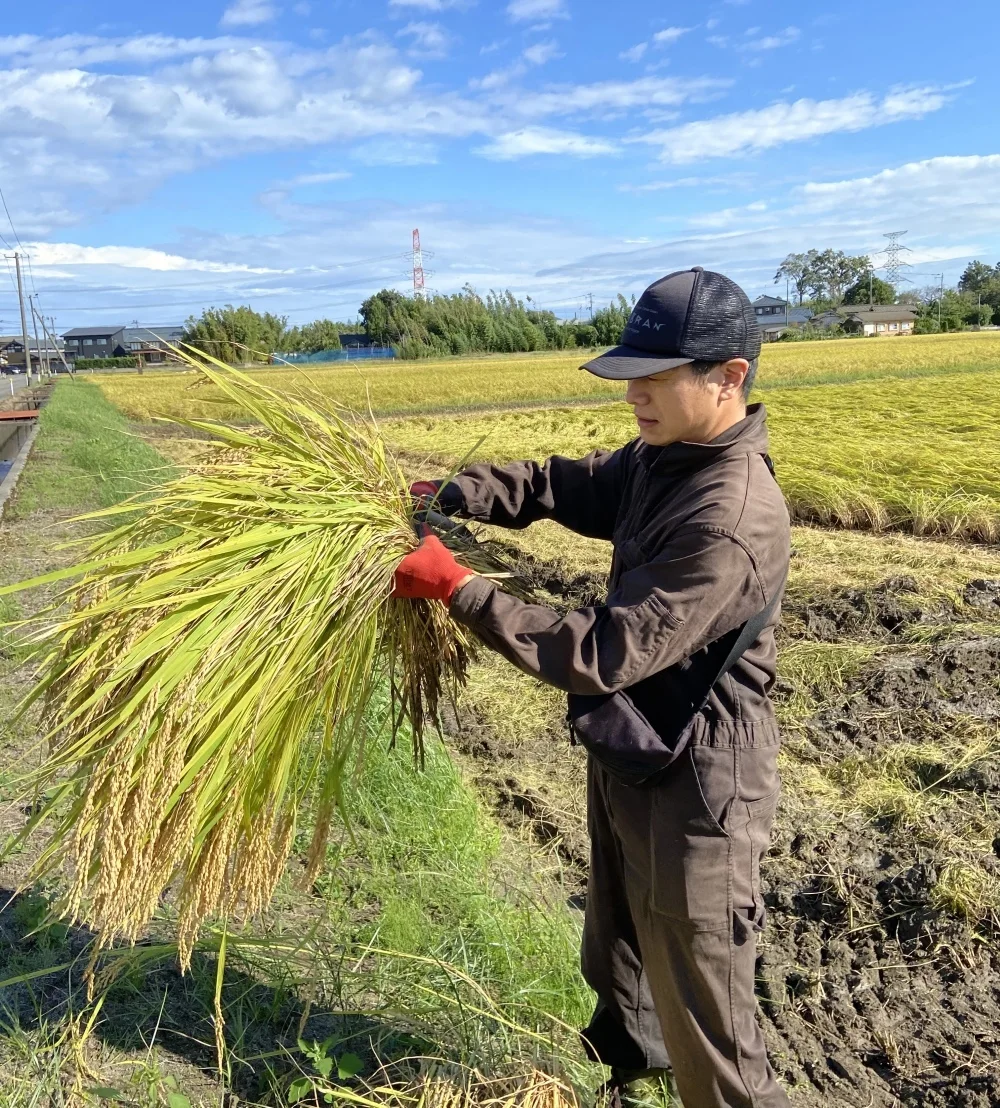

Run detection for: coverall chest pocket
[[649, 746, 733, 930]]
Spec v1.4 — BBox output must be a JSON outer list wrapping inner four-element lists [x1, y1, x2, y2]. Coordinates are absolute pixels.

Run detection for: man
[[393, 268, 792, 1108]]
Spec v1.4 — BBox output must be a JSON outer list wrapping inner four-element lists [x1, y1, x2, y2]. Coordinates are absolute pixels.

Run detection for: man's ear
[[719, 358, 749, 400]]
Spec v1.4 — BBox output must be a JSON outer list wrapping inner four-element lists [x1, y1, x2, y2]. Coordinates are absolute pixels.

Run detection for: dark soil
[[447, 558, 1000, 1108], [758, 635, 1000, 1107]]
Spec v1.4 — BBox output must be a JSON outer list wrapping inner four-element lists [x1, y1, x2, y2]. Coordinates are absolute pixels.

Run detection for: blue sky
[[1, 0, 998, 331]]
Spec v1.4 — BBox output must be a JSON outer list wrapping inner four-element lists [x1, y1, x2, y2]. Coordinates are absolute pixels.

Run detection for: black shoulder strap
[[697, 564, 788, 714]]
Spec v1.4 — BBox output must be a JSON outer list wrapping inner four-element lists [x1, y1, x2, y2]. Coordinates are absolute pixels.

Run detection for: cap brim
[[580, 344, 695, 380]]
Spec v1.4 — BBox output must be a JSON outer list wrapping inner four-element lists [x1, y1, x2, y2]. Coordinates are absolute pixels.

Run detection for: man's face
[[624, 359, 749, 446]]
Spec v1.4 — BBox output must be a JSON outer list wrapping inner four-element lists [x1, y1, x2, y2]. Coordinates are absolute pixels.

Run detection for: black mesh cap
[[581, 267, 762, 380]]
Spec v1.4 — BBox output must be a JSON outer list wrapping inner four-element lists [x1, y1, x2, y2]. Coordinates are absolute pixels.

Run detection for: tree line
[[181, 306, 360, 363], [773, 249, 998, 335], [180, 253, 999, 364], [182, 291, 633, 363], [359, 287, 632, 358]]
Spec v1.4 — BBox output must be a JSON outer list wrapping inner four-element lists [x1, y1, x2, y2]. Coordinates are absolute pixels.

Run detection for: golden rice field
[[94, 331, 1000, 422], [386, 370, 1000, 541]]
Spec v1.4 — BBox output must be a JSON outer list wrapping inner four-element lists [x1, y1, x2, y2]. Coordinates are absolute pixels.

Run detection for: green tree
[[283, 319, 343, 354], [958, 260, 999, 293], [591, 294, 635, 345], [182, 305, 287, 364], [776, 249, 871, 304], [359, 286, 591, 359], [774, 252, 813, 304], [842, 275, 896, 306]]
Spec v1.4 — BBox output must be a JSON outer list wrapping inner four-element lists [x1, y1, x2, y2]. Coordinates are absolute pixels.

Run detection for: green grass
[[7, 378, 177, 518]]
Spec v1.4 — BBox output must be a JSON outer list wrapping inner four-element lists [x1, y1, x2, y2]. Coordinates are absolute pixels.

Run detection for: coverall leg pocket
[[649, 746, 734, 929]]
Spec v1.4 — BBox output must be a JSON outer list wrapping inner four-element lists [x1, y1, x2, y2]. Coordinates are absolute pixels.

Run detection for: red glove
[[393, 533, 473, 603]]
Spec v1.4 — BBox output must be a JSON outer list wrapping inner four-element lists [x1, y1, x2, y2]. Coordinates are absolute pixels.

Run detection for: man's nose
[[625, 378, 645, 405]]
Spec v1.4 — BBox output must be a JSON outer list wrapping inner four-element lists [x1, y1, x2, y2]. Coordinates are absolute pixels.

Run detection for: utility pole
[[785, 278, 789, 327], [869, 269, 873, 308], [28, 295, 47, 378], [30, 300, 53, 376], [937, 273, 945, 331], [38, 312, 70, 373], [587, 292, 594, 318], [11, 252, 32, 381]]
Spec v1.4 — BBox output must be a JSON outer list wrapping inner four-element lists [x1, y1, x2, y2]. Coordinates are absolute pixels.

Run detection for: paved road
[[1, 373, 34, 403]]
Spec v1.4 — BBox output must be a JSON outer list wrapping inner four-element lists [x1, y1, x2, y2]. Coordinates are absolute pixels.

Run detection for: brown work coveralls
[[445, 404, 791, 1108]]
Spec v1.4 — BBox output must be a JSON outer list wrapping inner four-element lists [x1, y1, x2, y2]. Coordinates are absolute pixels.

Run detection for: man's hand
[[409, 479, 464, 517], [393, 532, 475, 603], [409, 480, 441, 509]]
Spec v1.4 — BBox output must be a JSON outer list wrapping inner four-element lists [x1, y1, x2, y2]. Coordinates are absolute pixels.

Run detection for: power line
[[0, 184, 23, 250]]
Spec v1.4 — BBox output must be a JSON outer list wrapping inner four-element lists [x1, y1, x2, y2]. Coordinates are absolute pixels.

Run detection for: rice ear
[[8, 354, 473, 965]]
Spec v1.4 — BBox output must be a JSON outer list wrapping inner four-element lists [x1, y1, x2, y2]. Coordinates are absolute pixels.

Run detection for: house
[[62, 326, 127, 363], [119, 325, 185, 366], [750, 297, 814, 341], [811, 305, 917, 336], [61, 324, 185, 365], [839, 305, 917, 336], [752, 295, 792, 317], [0, 336, 26, 371], [0, 336, 66, 372]]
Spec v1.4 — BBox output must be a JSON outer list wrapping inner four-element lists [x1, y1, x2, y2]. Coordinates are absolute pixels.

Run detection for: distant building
[[62, 326, 126, 364], [62, 324, 184, 365], [120, 325, 185, 366], [0, 335, 66, 372], [839, 305, 917, 336], [750, 296, 813, 341], [0, 335, 26, 371], [811, 305, 917, 336], [752, 295, 791, 317]]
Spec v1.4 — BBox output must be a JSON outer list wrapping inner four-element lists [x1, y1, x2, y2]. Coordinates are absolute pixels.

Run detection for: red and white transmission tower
[[411, 228, 426, 299]]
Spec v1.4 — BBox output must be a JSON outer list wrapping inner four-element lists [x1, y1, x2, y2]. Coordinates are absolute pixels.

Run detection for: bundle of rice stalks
[[3, 355, 488, 966]]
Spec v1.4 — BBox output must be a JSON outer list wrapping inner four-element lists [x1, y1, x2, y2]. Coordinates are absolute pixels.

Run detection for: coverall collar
[[637, 403, 770, 477]]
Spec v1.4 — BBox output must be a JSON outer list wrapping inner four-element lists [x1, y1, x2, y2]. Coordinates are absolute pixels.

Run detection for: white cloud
[[618, 175, 737, 193], [388, 0, 459, 8], [397, 21, 452, 58], [510, 75, 727, 118], [797, 154, 1000, 216], [476, 126, 616, 160], [740, 26, 800, 52], [687, 200, 768, 229], [634, 85, 953, 163], [619, 43, 647, 63], [220, 0, 279, 28], [523, 40, 562, 65], [621, 26, 690, 64], [506, 0, 568, 23], [653, 26, 691, 45], [471, 37, 561, 89], [285, 171, 352, 186], [0, 33, 250, 68], [25, 241, 281, 273], [352, 138, 439, 165]]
